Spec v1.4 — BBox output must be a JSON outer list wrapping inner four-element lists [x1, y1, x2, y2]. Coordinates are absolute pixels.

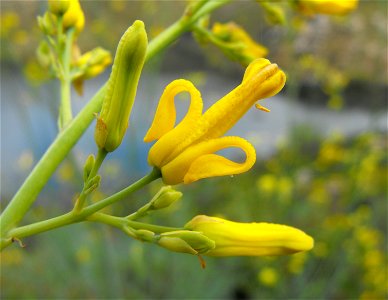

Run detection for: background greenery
[[1, 1, 387, 299]]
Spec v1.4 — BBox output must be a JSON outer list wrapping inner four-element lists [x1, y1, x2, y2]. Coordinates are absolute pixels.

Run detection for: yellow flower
[[258, 267, 279, 287], [212, 22, 268, 65], [296, 0, 358, 16], [144, 58, 286, 185], [62, 0, 84, 34], [184, 215, 314, 257]]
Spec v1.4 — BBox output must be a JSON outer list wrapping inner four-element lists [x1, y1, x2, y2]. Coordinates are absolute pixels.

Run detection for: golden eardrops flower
[[62, 0, 84, 34], [185, 215, 314, 257], [296, 0, 358, 16], [212, 22, 268, 65], [144, 58, 286, 185]]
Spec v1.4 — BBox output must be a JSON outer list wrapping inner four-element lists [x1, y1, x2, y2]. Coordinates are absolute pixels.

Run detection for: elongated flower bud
[[95, 20, 147, 152], [185, 215, 314, 257]]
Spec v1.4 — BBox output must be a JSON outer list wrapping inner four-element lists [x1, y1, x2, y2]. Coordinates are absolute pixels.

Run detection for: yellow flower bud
[[48, 0, 70, 16], [185, 215, 314, 256], [94, 20, 147, 152], [212, 22, 268, 66], [62, 0, 84, 34], [74, 47, 112, 79], [157, 231, 215, 255]]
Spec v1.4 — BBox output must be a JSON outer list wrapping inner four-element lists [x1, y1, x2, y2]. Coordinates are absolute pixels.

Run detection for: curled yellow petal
[[185, 215, 314, 257], [161, 136, 256, 185], [200, 59, 285, 139], [144, 79, 203, 142]]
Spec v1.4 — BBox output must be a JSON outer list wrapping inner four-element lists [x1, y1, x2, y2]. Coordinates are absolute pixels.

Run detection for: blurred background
[[1, 1, 387, 299]]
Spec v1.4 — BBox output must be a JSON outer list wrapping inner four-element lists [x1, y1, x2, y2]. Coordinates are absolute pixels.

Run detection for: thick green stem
[[58, 78, 72, 129]]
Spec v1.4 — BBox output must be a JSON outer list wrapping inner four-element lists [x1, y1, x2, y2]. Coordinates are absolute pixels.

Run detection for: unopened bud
[[36, 40, 52, 68], [151, 186, 182, 210], [211, 22, 268, 66], [83, 154, 95, 182], [258, 1, 286, 25], [135, 229, 155, 242], [95, 20, 147, 152], [37, 12, 56, 36], [48, 0, 70, 16], [157, 230, 215, 255], [84, 175, 100, 194]]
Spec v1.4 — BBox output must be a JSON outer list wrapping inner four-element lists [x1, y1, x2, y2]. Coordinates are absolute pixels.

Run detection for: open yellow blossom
[[185, 215, 314, 256], [296, 0, 358, 16], [144, 58, 286, 185]]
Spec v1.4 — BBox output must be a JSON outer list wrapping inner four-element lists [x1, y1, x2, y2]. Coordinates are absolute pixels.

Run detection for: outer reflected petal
[[144, 79, 203, 142], [161, 136, 256, 185]]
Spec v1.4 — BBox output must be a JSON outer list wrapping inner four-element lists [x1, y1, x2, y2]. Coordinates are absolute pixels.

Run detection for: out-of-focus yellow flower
[[211, 22, 268, 66], [0, 12, 20, 37], [354, 226, 381, 248], [256, 174, 277, 194], [75, 246, 91, 263], [72, 47, 112, 94], [63, 0, 84, 34], [287, 252, 307, 274], [313, 241, 328, 257], [0, 248, 24, 266], [144, 58, 286, 185], [258, 267, 279, 287], [48, 0, 70, 15], [12, 30, 28, 46], [185, 215, 314, 256], [296, 0, 358, 16]]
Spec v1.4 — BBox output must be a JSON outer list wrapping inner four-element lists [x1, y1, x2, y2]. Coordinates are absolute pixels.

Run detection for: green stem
[[146, 0, 230, 61], [73, 148, 108, 211], [82, 168, 161, 216], [88, 213, 182, 234], [1, 169, 161, 250], [58, 28, 75, 130]]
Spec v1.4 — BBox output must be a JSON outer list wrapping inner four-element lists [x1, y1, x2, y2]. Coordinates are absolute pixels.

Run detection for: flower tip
[[133, 20, 145, 30]]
